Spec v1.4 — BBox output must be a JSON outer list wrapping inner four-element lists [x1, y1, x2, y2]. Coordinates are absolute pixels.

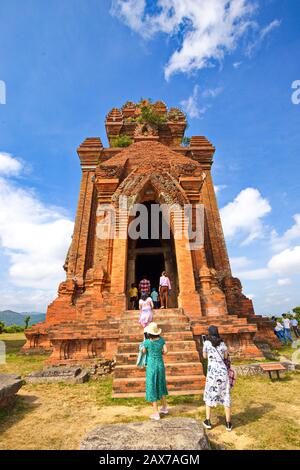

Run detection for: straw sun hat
[[144, 322, 162, 336]]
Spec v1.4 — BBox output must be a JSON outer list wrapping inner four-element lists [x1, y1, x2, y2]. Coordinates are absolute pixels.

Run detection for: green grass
[[0, 332, 49, 376], [1, 332, 26, 353], [276, 343, 299, 360]]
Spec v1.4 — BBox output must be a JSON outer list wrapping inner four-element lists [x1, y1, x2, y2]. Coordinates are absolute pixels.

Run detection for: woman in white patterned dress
[[202, 325, 232, 432]]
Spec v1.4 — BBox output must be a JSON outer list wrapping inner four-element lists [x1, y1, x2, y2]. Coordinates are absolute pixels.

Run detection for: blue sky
[[0, 0, 299, 314]]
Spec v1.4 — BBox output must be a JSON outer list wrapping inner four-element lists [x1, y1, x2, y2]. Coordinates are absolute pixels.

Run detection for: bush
[[110, 134, 133, 148], [292, 307, 300, 323], [0, 321, 5, 334], [138, 103, 167, 126], [3, 324, 25, 333]]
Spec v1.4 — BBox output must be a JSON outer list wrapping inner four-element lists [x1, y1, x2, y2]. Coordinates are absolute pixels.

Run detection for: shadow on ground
[[216, 402, 275, 429], [0, 394, 40, 436]]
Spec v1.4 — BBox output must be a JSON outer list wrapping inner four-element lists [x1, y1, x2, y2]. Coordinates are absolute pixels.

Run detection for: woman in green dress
[[143, 322, 169, 421]]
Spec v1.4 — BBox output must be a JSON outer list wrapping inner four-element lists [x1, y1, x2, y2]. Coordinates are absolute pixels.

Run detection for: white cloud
[[246, 19, 281, 57], [0, 287, 56, 313], [0, 153, 74, 310], [236, 245, 300, 284], [111, 0, 146, 32], [233, 61, 242, 68], [268, 246, 300, 276], [237, 268, 270, 281], [214, 184, 227, 194], [277, 278, 292, 286], [230, 256, 251, 270], [111, 1, 279, 79], [181, 84, 223, 118], [0, 152, 23, 176], [260, 19, 281, 40], [271, 214, 300, 252], [180, 85, 208, 118], [202, 87, 223, 98], [220, 187, 271, 244]]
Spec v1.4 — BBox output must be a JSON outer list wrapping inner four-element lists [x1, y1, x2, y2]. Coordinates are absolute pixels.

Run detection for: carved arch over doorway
[[112, 170, 190, 210]]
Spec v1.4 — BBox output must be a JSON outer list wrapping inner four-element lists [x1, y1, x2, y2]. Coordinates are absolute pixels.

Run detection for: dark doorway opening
[[135, 253, 165, 291], [126, 196, 179, 308]]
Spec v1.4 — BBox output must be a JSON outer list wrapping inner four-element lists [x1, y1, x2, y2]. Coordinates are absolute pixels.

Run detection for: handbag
[[214, 345, 236, 388]]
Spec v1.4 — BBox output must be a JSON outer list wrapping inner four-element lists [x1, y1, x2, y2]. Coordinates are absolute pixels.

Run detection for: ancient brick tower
[[24, 100, 277, 397]]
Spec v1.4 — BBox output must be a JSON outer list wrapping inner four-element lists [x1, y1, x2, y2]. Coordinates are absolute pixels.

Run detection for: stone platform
[[26, 366, 89, 384], [80, 418, 210, 451], [0, 374, 24, 408]]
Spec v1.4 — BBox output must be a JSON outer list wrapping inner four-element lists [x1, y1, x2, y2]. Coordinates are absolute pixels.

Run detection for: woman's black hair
[[141, 292, 148, 301], [148, 333, 160, 340], [207, 325, 222, 348]]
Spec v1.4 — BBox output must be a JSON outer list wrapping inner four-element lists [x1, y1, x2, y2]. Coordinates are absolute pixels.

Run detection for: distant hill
[[0, 310, 46, 326]]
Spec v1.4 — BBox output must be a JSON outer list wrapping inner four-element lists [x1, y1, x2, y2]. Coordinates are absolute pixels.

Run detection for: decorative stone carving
[[58, 279, 77, 304], [26, 366, 89, 384], [134, 122, 158, 137]]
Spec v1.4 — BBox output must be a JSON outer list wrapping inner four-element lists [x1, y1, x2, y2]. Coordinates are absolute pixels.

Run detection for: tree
[[293, 307, 300, 322], [24, 315, 31, 329], [0, 321, 5, 334]]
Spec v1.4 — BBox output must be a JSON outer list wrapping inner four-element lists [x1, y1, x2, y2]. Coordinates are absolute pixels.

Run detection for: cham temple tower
[[24, 100, 278, 397]]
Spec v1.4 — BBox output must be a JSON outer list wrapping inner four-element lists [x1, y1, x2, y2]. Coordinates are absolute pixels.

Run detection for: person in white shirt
[[282, 314, 293, 343], [272, 317, 286, 344]]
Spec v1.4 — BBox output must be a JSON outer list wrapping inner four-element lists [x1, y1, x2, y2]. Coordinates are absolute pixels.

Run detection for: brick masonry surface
[[23, 101, 279, 395]]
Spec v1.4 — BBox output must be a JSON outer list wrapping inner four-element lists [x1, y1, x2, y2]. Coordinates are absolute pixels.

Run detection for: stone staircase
[[112, 308, 205, 398]]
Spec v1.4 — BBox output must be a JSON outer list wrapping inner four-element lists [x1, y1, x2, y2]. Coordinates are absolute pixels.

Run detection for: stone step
[[192, 318, 247, 326], [121, 315, 189, 323], [124, 309, 183, 315], [112, 307, 205, 398], [120, 323, 191, 334], [117, 340, 196, 354], [112, 375, 205, 395], [112, 390, 202, 398], [193, 324, 257, 335], [116, 350, 200, 365], [121, 331, 194, 342], [114, 361, 203, 378]]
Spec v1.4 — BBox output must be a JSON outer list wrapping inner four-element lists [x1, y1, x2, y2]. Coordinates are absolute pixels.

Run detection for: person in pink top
[[159, 271, 171, 309]]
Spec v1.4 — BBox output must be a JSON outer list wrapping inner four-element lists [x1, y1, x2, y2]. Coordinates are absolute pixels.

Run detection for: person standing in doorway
[[282, 314, 293, 343], [159, 271, 171, 309], [139, 275, 151, 297], [151, 288, 160, 309], [128, 283, 138, 310], [202, 325, 232, 432]]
